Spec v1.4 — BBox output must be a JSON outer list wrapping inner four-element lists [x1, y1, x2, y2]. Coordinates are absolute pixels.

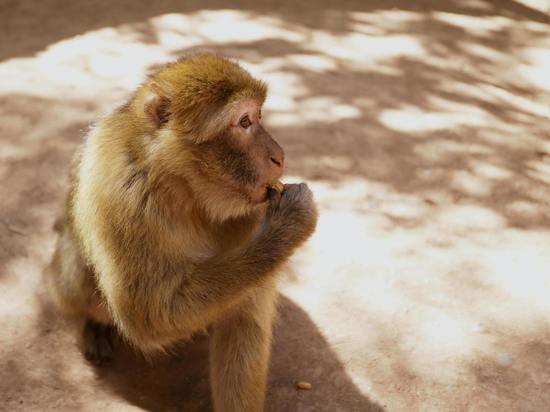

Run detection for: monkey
[[45, 54, 318, 412]]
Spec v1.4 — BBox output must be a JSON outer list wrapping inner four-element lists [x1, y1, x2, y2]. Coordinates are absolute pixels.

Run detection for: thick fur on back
[[48, 56, 273, 351]]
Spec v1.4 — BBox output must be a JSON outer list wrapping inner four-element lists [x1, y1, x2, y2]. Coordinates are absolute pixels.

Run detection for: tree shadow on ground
[[1, 0, 548, 61], [1, 2, 549, 266], [463, 332, 550, 410]]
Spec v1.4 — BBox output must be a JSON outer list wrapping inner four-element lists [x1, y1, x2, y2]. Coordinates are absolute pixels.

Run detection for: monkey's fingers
[[266, 181, 283, 211], [267, 187, 281, 202]]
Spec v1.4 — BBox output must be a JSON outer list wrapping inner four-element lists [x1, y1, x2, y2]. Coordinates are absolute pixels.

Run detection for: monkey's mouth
[[246, 182, 281, 204], [246, 185, 270, 204]]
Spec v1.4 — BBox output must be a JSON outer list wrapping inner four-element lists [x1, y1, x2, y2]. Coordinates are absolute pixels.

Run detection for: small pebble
[[472, 322, 486, 333], [296, 381, 312, 390], [497, 352, 513, 366]]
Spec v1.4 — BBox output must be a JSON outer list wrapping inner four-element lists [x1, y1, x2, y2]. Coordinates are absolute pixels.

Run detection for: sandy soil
[[1, 1, 550, 411]]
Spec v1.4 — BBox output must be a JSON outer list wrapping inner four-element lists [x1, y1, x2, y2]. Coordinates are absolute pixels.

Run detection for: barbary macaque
[[45, 54, 318, 412]]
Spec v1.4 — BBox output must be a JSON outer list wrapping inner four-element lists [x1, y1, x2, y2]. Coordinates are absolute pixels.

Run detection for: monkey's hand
[[189, 183, 317, 304], [264, 183, 318, 251]]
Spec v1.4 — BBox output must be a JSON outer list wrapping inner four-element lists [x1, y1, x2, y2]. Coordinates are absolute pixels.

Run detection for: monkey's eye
[[239, 115, 252, 129]]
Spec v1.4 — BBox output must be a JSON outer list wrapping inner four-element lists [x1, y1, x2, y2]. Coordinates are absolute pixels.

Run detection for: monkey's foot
[[83, 320, 114, 366]]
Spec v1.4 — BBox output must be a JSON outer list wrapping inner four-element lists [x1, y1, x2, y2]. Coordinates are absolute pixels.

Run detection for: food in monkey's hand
[[271, 180, 284, 193]]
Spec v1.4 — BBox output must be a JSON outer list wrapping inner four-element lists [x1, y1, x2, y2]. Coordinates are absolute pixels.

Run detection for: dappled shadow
[[2, 2, 549, 237], [1, 0, 548, 61], [135, 1, 550, 232], [465, 331, 550, 410], [0, 94, 92, 279]]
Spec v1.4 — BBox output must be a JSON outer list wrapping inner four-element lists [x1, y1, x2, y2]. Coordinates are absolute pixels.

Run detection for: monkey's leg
[[210, 285, 278, 412], [83, 319, 115, 366]]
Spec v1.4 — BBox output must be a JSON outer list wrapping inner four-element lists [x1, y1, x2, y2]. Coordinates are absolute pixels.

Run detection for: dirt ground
[[1, 1, 550, 411]]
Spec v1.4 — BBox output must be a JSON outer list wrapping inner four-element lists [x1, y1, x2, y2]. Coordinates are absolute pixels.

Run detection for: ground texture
[[1, 1, 550, 411]]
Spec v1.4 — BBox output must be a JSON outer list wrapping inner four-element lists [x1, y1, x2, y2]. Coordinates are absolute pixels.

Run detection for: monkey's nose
[[267, 135, 285, 170], [270, 156, 283, 168], [268, 146, 285, 169]]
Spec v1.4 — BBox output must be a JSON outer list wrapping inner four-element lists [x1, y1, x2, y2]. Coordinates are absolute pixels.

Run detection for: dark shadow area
[[97, 296, 383, 412], [98, 334, 212, 412], [0, 294, 383, 412], [268, 296, 383, 412]]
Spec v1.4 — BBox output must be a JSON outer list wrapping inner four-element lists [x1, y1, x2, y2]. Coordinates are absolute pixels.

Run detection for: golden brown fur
[[45, 54, 317, 412]]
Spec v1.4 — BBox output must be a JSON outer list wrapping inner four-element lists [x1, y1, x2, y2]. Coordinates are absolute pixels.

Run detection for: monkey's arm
[[107, 184, 316, 351], [191, 183, 316, 299]]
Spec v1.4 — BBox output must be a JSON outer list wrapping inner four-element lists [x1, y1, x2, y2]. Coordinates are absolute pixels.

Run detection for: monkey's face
[[142, 55, 279, 219], [199, 99, 285, 205]]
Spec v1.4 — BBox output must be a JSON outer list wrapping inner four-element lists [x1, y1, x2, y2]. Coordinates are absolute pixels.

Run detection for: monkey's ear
[[144, 82, 171, 128]]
